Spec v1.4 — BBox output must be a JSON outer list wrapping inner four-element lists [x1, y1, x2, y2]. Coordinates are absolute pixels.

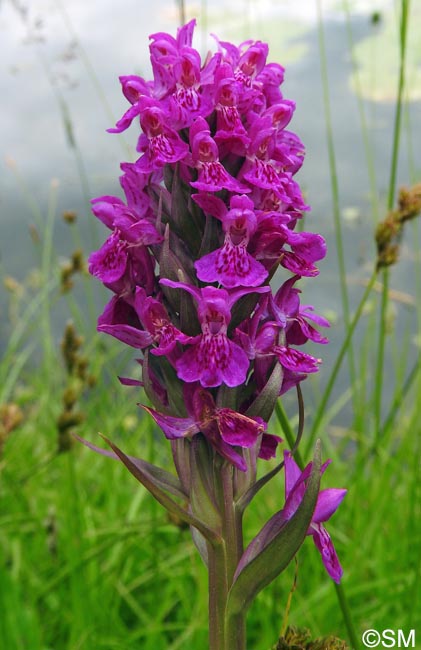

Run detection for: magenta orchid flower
[[283, 451, 346, 583], [189, 117, 250, 193], [160, 279, 269, 387], [133, 288, 191, 357], [143, 387, 282, 471], [85, 20, 344, 649], [193, 193, 268, 288]]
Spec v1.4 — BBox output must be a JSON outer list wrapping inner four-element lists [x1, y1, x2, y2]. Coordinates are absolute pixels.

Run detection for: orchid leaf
[[170, 438, 191, 495], [226, 441, 321, 619], [236, 459, 284, 514], [245, 362, 284, 421], [189, 436, 221, 531], [216, 384, 240, 410], [190, 527, 209, 566], [157, 356, 188, 416], [170, 162, 203, 251], [159, 225, 191, 311], [142, 351, 170, 413], [229, 293, 260, 331], [75, 434, 187, 500], [197, 213, 222, 259], [77, 434, 220, 544], [101, 434, 220, 542]]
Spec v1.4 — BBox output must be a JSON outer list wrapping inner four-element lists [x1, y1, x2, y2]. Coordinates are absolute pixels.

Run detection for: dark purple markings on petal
[[151, 134, 176, 159], [217, 410, 264, 447], [218, 105, 239, 130], [220, 339, 251, 387], [217, 243, 249, 276], [310, 523, 343, 583], [175, 87, 202, 111], [280, 251, 320, 277], [191, 162, 250, 193], [275, 345, 321, 374], [176, 333, 249, 388], [151, 322, 191, 356], [195, 242, 268, 288], [243, 159, 283, 190], [88, 234, 128, 283]]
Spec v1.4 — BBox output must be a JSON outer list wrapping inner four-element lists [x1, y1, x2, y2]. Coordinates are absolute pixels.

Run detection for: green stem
[[277, 404, 361, 647], [222, 465, 246, 649], [373, 269, 389, 443], [221, 464, 243, 579], [373, 0, 410, 449], [387, 0, 410, 212], [334, 583, 361, 650], [208, 541, 229, 650], [275, 401, 304, 469]]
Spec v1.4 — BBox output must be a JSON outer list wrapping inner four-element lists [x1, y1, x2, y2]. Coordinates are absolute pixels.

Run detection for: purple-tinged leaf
[[245, 361, 284, 422], [74, 434, 187, 500], [141, 404, 199, 439], [85, 434, 221, 544], [118, 376, 144, 387], [189, 436, 221, 531], [226, 441, 321, 619], [142, 350, 169, 412]]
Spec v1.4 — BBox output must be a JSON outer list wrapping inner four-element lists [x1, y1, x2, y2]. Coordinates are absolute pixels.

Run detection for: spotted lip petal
[[310, 523, 343, 583], [190, 161, 251, 193], [217, 410, 265, 447], [195, 243, 268, 288], [88, 232, 128, 284], [175, 334, 250, 388]]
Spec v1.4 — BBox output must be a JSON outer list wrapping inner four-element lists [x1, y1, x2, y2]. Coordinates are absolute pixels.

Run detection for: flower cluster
[[88, 20, 344, 584]]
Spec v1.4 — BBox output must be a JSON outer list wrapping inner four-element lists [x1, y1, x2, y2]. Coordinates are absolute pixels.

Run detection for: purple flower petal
[[88, 232, 128, 283], [284, 450, 303, 497], [142, 405, 200, 439], [98, 323, 153, 349], [176, 335, 250, 388], [313, 488, 347, 524], [310, 523, 343, 583], [195, 244, 268, 288], [275, 345, 322, 374], [217, 410, 265, 447], [258, 433, 283, 460]]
